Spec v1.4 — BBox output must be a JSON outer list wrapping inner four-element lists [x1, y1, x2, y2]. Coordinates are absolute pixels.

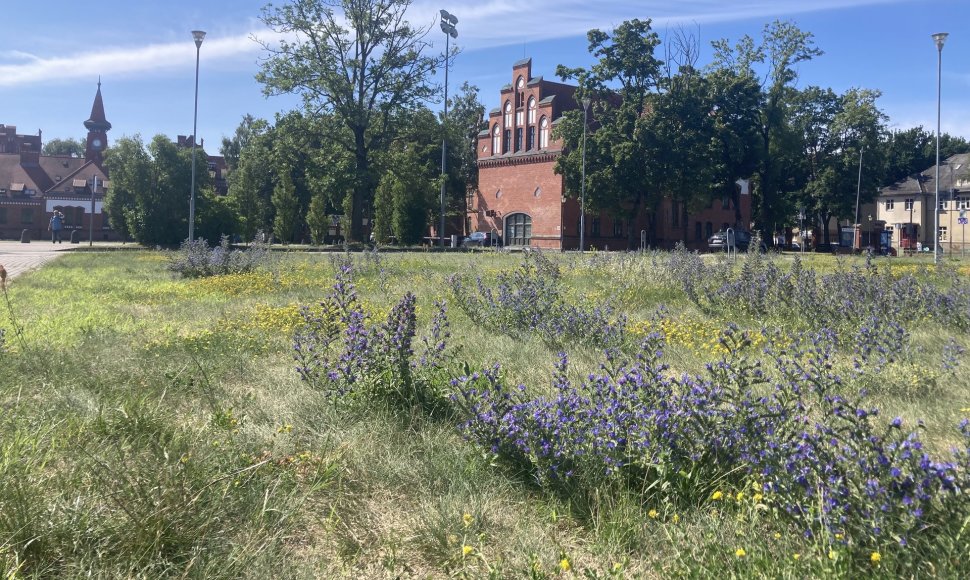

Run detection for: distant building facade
[[176, 135, 228, 196], [876, 153, 970, 253], [0, 83, 116, 241], [469, 58, 750, 250]]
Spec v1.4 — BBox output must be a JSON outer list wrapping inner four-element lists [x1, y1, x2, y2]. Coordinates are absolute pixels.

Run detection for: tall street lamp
[[439, 10, 458, 248], [932, 31, 947, 265], [579, 97, 590, 252], [189, 29, 205, 241]]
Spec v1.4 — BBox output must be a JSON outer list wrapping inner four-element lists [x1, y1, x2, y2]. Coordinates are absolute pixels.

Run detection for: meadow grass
[[1, 248, 968, 578]]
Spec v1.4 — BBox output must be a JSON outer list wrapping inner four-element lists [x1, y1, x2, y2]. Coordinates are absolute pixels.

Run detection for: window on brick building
[[504, 101, 512, 127], [695, 221, 702, 240], [528, 97, 536, 124], [592, 218, 601, 237], [0, 207, 6, 224], [492, 124, 500, 155], [614, 218, 624, 238], [533, 187, 541, 198], [539, 117, 549, 148], [515, 128, 523, 151], [505, 213, 532, 246], [527, 126, 535, 150], [503, 130, 511, 153]]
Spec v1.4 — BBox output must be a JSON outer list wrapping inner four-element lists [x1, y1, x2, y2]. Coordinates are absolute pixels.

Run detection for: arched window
[[492, 124, 500, 155], [504, 213, 532, 246], [527, 97, 536, 124], [539, 116, 549, 148], [504, 101, 512, 128]]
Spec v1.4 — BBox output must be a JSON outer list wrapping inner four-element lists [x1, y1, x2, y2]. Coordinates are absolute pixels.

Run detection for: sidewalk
[[0, 240, 130, 283]]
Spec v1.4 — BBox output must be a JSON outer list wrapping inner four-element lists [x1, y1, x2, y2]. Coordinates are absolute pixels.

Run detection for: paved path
[[0, 240, 72, 283]]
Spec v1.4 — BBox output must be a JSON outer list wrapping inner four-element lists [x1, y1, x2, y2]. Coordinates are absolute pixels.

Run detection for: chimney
[[20, 142, 39, 166]]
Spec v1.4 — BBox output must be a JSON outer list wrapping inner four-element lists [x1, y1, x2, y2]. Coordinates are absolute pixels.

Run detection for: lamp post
[[188, 29, 205, 242], [579, 97, 590, 252], [932, 32, 947, 264], [90, 175, 97, 246], [439, 10, 458, 248], [798, 208, 805, 254]]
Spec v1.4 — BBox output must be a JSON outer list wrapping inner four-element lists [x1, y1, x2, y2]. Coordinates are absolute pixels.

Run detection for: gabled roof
[[880, 153, 970, 197]]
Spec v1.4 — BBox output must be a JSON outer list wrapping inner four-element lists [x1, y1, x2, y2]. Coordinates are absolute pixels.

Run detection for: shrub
[[168, 234, 271, 278]]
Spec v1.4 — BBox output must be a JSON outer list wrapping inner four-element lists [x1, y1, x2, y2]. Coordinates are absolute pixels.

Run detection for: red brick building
[[0, 82, 116, 241], [470, 58, 750, 250]]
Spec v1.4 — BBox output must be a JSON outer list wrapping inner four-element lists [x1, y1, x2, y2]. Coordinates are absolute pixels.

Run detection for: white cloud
[[0, 0, 909, 89], [0, 33, 258, 88], [410, 0, 907, 48]]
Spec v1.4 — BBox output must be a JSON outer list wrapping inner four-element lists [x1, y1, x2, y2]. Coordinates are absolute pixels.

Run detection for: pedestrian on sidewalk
[[49, 211, 64, 244]]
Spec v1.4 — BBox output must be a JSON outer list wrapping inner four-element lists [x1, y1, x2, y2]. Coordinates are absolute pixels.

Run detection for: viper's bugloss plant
[[448, 250, 626, 348], [453, 324, 970, 568], [169, 233, 271, 278], [294, 264, 455, 413]]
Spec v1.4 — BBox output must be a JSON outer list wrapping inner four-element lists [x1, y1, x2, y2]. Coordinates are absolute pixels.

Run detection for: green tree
[[256, 0, 445, 242], [103, 134, 213, 245], [306, 193, 330, 245], [272, 168, 300, 243], [43, 137, 85, 157], [220, 115, 267, 173], [103, 136, 151, 242], [445, 82, 486, 229], [227, 124, 276, 241], [555, 19, 664, 248], [711, 20, 823, 235]]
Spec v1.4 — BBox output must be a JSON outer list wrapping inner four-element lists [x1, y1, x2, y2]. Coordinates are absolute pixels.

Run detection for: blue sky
[[2, 0, 968, 152]]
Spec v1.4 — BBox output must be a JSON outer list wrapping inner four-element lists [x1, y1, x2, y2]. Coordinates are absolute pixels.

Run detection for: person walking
[[48, 210, 64, 244]]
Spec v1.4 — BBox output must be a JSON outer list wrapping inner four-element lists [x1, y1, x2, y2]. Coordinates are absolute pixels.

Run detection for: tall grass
[[1, 248, 968, 577]]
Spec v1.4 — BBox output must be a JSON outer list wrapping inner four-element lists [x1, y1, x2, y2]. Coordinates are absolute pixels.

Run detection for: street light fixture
[[188, 29, 205, 242], [439, 10, 458, 248], [579, 97, 590, 252], [932, 31, 947, 264]]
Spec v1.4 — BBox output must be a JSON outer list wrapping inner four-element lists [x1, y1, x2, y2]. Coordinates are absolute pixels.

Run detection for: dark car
[[461, 231, 502, 248], [708, 230, 766, 252]]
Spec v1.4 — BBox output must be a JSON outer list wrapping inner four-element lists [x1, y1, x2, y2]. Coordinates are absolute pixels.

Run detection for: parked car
[[707, 230, 766, 252], [461, 231, 502, 248]]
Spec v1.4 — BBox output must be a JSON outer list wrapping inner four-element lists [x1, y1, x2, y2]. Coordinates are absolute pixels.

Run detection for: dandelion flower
[[773, 532, 781, 540], [870, 552, 881, 564], [735, 491, 745, 502], [648, 509, 658, 519], [463, 513, 473, 527], [671, 514, 680, 524], [753, 493, 764, 502], [559, 557, 571, 572], [712, 491, 724, 501], [462, 545, 474, 557], [735, 548, 746, 558]]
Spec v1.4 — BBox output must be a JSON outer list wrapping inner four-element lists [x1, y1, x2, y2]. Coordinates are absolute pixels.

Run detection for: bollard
[[70, 230, 80, 244], [20, 229, 30, 243]]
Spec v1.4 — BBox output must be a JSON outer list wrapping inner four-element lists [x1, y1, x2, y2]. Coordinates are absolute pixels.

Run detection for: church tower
[[84, 80, 111, 167]]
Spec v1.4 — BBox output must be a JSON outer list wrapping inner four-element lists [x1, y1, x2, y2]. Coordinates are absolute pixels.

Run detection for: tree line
[[94, 0, 966, 247]]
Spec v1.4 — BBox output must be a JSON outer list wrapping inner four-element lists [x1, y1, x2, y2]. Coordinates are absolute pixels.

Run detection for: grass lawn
[[1, 248, 968, 578]]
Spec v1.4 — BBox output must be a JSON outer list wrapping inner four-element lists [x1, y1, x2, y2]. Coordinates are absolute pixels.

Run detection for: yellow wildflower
[[871, 551, 881, 564], [712, 491, 724, 501], [828, 549, 837, 560], [735, 548, 746, 558], [463, 513, 473, 527], [753, 493, 764, 502], [773, 532, 781, 540], [648, 509, 658, 519], [793, 553, 800, 561], [671, 514, 680, 524], [559, 557, 571, 572], [462, 545, 474, 557], [735, 491, 745, 502]]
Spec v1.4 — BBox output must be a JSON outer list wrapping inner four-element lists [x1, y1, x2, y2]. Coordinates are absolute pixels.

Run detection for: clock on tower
[[84, 80, 112, 166]]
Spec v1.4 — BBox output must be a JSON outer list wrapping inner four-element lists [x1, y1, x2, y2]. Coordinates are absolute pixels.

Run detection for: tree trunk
[[350, 130, 368, 243]]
